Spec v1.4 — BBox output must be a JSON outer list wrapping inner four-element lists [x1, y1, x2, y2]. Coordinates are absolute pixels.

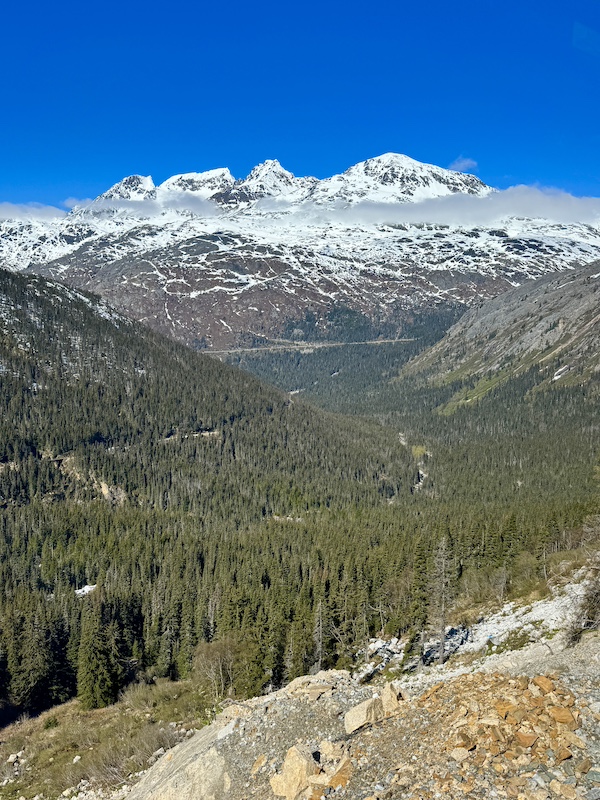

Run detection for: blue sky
[[1, 0, 599, 206]]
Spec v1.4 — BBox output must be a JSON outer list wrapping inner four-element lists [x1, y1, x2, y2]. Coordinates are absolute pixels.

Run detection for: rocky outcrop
[[122, 641, 600, 800]]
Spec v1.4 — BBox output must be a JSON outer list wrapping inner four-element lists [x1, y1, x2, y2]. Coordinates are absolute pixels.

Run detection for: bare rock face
[[126, 728, 231, 800]]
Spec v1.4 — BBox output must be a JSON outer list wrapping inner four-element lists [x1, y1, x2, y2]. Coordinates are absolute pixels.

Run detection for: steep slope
[[0, 267, 410, 516], [124, 641, 600, 800], [408, 259, 600, 390], [1, 155, 599, 349]]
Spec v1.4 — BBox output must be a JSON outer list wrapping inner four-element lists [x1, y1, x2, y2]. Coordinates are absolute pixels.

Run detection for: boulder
[[381, 681, 403, 715], [126, 727, 231, 800], [344, 696, 384, 734], [270, 745, 320, 800]]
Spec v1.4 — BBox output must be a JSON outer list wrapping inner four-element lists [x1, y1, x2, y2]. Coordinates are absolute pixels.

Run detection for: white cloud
[[275, 186, 600, 227], [0, 202, 66, 221], [448, 156, 479, 173], [87, 195, 221, 217], [62, 197, 94, 210]]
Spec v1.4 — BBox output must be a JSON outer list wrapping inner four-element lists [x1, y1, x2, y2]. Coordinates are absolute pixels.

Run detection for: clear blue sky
[[1, 0, 599, 205]]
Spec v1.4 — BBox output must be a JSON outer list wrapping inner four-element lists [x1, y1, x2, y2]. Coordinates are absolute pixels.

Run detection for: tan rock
[[549, 779, 562, 795], [381, 681, 403, 715], [533, 676, 555, 694], [496, 701, 519, 719], [554, 747, 573, 764], [450, 747, 471, 763], [575, 756, 592, 774], [480, 715, 501, 726], [515, 730, 538, 748], [548, 707, 575, 726], [563, 731, 586, 749], [270, 746, 320, 800], [319, 740, 343, 760], [251, 754, 267, 776], [305, 685, 333, 702], [559, 785, 577, 799], [344, 697, 384, 734], [419, 681, 444, 701]]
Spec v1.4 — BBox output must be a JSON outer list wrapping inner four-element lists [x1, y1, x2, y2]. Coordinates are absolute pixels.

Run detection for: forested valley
[[0, 268, 598, 725]]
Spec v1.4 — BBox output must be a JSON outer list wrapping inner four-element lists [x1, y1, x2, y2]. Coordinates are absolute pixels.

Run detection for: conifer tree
[[77, 599, 117, 710]]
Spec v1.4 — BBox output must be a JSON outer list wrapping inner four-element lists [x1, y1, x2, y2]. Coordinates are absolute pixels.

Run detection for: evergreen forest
[[0, 268, 598, 722]]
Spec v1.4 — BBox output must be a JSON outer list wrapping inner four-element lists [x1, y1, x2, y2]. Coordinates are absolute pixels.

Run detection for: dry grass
[[0, 680, 210, 800]]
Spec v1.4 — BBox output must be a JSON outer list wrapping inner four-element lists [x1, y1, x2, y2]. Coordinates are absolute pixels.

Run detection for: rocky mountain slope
[[408, 258, 600, 388], [2, 155, 600, 349], [123, 664, 600, 800]]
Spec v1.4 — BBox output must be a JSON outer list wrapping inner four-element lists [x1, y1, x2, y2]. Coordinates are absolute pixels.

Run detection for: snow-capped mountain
[[1, 154, 599, 349]]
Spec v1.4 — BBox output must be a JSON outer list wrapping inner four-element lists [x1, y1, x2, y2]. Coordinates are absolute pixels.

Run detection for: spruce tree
[[77, 598, 117, 710]]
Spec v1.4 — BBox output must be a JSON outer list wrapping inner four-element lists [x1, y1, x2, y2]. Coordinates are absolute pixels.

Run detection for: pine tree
[[77, 598, 117, 710]]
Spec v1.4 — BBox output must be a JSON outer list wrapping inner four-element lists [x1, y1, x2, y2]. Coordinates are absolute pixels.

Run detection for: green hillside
[[0, 267, 597, 729], [0, 269, 415, 719]]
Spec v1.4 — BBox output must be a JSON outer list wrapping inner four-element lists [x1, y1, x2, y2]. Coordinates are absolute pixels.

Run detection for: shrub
[[567, 559, 600, 645]]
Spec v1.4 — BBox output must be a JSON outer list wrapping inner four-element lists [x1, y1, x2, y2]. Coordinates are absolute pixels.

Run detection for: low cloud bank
[[3, 185, 600, 227], [275, 186, 600, 227], [85, 195, 222, 217], [0, 202, 66, 221]]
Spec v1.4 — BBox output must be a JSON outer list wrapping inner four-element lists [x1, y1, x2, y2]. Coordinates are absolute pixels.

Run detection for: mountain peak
[[99, 175, 156, 202], [233, 160, 317, 203], [243, 159, 296, 188], [158, 168, 235, 198]]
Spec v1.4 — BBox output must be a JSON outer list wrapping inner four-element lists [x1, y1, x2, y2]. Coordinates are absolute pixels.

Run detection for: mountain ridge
[[407, 258, 600, 392], [89, 153, 492, 209], [1, 153, 599, 349]]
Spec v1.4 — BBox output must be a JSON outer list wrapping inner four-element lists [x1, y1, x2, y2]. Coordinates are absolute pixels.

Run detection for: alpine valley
[[3, 154, 600, 349], [1, 156, 600, 800]]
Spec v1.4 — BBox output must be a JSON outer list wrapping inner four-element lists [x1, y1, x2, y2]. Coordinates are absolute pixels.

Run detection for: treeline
[[0, 494, 594, 718]]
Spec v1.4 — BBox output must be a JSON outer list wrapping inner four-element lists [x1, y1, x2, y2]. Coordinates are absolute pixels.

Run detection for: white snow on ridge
[[158, 168, 235, 198], [1, 154, 600, 304]]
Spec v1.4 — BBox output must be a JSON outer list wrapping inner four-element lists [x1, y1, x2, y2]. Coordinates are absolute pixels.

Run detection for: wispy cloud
[[62, 197, 93, 210], [278, 186, 600, 227], [87, 196, 222, 217], [0, 202, 66, 221], [448, 156, 478, 173]]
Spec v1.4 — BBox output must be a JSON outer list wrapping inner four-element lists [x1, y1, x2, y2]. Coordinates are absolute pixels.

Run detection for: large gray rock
[[344, 696, 384, 734], [126, 725, 231, 800]]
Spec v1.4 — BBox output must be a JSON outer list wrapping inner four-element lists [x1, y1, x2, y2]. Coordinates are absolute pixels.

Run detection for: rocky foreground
[[97, 632, 600, 800]]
